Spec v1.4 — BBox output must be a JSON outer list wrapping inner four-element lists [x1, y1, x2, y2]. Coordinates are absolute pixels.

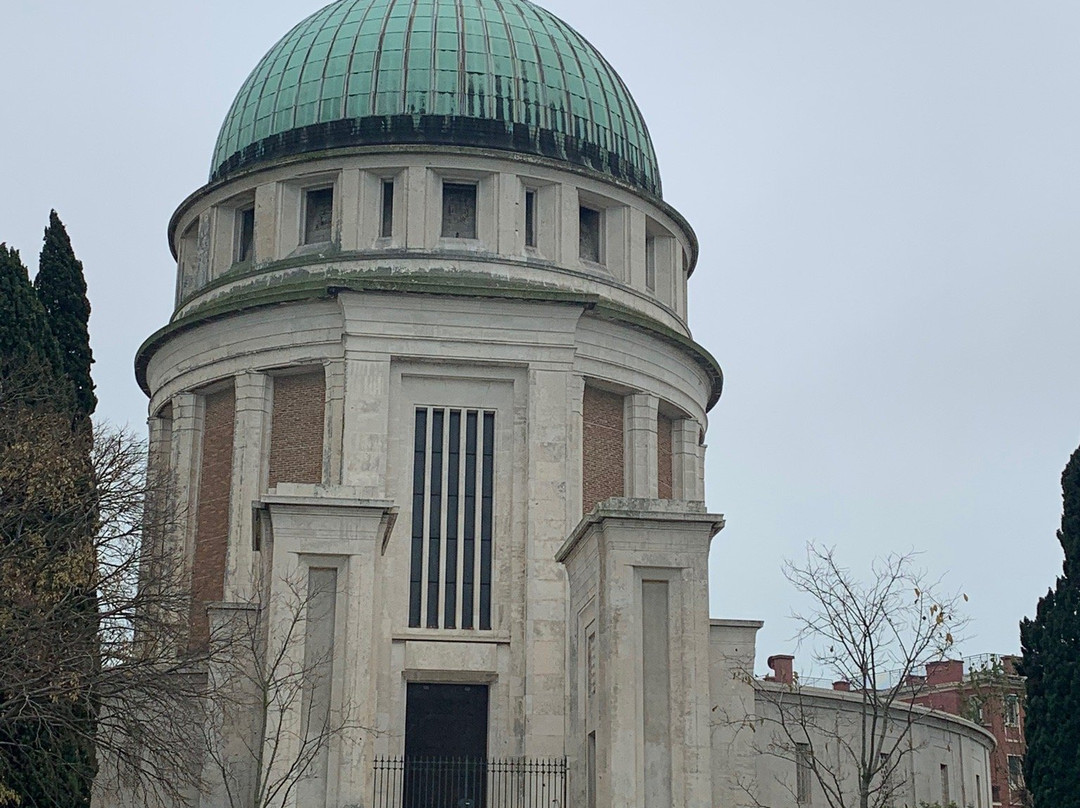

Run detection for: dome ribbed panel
[[211, 0, 661, 195]]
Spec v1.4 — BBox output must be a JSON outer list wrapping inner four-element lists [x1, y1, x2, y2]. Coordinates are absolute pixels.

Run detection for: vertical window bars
[[409, 407, 495, 630]]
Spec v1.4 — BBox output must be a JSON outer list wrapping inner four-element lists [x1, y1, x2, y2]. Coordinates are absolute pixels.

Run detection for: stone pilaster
[[336, 168, 362, 250], [673, 418, 704, 502], [625, 393, 659, 498], [523, 368, 572, 757], [340, 339, 390, 498], [260, 488, 396, 808], [558, 499, 724, 808], [225, 372, 271, 602], [253, 182, 278, 264], [170, 393, 203, 572], [323, 359, 346, 486]]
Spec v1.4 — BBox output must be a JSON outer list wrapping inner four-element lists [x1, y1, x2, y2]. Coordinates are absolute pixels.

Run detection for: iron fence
[[372, 756, 567, 808]]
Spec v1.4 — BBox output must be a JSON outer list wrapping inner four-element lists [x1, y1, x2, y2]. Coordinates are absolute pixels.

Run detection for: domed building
[[108, 2, 995, 807]]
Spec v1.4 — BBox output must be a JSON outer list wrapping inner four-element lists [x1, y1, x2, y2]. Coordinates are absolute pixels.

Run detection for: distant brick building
[[911, 655, 1030, 808]]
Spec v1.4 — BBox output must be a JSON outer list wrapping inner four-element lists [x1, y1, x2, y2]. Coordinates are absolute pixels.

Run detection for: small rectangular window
[[587, 731, 597, 808], [381, 180, 394, 239], [1004, 693, 1020, 726], [524, 189, 537, 248], [976, 774, 983, 808], [235, 206, 255, 264], [1007, 755, 1024, 790], [940, 764, 950, 804], [303, 187, 334, 244], [645, 236, 656, 291], [796, 743, 812, 804], [879, 752, 894, 808], [579, 205, 602, 263], [409, 407, 495, 630], [442, 182, 477, 239]]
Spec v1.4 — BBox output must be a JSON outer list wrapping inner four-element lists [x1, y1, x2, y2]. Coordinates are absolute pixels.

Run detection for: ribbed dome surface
[[211, 0, 661, 195]]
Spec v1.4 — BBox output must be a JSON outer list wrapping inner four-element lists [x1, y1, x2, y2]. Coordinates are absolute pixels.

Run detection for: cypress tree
[[34, 211, 96, 419], [0, 240, 96, 807], [1020, 444, 1080, 808], [0, 243, 61, 379]]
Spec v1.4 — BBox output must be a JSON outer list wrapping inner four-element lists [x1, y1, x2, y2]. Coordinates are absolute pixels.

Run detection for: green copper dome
[[212, 0, 661, 195]]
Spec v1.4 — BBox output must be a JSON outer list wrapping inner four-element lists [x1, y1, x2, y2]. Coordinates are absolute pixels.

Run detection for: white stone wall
[[167, 151, 698, 337]]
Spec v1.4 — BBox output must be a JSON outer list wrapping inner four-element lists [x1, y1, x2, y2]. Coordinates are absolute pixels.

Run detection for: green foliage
[[0, 226, 97, 806], [0, 244, 61, 382], [1020, 444, 1080, 808], [34, 211, 96, 420], [918, 802, 960, 808]]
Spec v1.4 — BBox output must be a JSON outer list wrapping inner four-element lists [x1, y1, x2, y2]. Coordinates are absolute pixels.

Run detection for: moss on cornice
[[136, 273, 723, 410]]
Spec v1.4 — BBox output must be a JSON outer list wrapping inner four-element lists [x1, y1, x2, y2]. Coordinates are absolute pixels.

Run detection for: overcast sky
[[2, 1, 1078, 674]]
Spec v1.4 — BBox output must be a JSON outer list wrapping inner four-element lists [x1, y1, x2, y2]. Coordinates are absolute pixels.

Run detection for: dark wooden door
[[404, 683, 489, 808]]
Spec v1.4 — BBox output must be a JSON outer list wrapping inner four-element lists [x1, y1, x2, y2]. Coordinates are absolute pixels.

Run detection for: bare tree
[[738, 544, 967, 808], [0, 365, 208, 807]]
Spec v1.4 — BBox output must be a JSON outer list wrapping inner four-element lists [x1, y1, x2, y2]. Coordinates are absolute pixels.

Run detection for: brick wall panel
[[268, 370, 326, 487], [658, 414, 673, 500], [189, 385, 235, 651], [582, 386, 624, 515]]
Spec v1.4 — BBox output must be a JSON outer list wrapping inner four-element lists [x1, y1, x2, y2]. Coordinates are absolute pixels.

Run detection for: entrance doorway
[[404, 683, 489, 808]]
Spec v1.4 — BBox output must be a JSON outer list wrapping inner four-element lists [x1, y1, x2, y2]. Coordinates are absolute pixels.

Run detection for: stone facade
[[94, 3, 994, 807]]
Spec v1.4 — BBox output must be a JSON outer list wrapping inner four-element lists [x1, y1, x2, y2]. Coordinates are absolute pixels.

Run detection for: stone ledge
[[556, 497, 725, 562]]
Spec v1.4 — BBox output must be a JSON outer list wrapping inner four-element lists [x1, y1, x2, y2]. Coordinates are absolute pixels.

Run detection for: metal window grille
[[372, 757, 567, 808], [409, 408, 495, 630]]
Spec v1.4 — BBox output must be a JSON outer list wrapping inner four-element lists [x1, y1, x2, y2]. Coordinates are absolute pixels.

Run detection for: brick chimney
[[925, 660, 964, 685], [832, 680, 851, 692], [766, 654, 795, 685]]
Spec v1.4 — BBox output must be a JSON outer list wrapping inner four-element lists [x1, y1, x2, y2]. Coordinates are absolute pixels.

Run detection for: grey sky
[[2, 1, 1078, 673]]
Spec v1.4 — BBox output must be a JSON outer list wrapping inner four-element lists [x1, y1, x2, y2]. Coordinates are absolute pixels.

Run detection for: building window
[[524, 189, 537, 248], [409, 407, 494, 630], [976, 774, 983, 808], [940, 764, 950, 804], [879, 753, 895, 808], [381, 179, 394, 239], [441, 182, 477, 239], [645, 235, 657, 291], [234, 205, 255, 264], [579, 205, 602, 263], [303, 186, 334, 244], [992, 784, 1001, 803], [796, 743, 812, 804], [1004, 693, 1020, 726], [1007, 755, 1024, 790]]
